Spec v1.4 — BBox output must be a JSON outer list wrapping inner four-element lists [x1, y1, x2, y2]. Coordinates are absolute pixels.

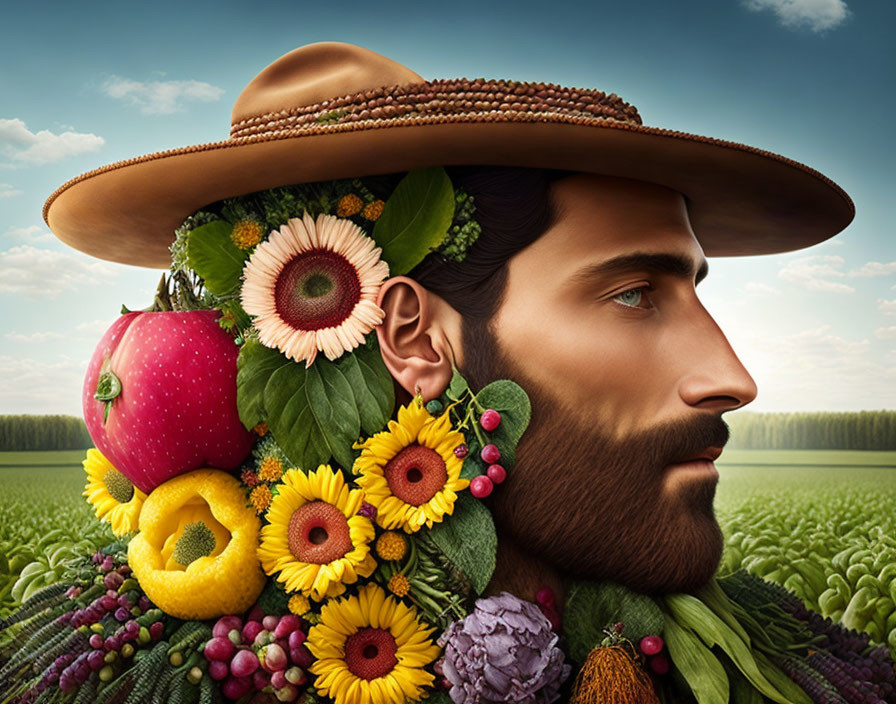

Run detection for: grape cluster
[[204, 606, 312, 702]]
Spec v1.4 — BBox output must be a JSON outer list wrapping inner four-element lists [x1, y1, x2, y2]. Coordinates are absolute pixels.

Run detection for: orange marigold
[[231, 219, 264, 249], [361, 199, 385, 221], [375, 531, 407, 562], [249, 484, 272, 514], [388, 573, 410, 597], [253, 422, 269, 436], [336, 194, 364, 217], [258, 457, 283, 482]]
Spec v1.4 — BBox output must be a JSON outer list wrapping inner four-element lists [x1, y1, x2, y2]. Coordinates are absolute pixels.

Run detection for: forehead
[[526, 173, 705, 269]]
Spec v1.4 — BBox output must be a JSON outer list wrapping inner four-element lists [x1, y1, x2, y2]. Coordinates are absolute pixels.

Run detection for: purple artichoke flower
[[441, 592, 570, 704]]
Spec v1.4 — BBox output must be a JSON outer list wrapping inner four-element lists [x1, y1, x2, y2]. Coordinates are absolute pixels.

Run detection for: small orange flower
[[375, 531, 407, 562], [231, 219, 264, 249], [388, 573, 410, 597], [241, 468, 260, 488], [253, 422, 269, 436], [361, 199, 385, 221], [336, 194, 364, 217], [249, 484, 272, 514], [258, 457, 283, 482]]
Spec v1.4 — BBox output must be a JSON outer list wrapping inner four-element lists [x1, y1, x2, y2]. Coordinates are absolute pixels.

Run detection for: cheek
[[496, 301, 670, 437]]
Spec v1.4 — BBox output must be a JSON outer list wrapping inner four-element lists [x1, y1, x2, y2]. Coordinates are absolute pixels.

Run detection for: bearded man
[[45, 41, 853, 621]]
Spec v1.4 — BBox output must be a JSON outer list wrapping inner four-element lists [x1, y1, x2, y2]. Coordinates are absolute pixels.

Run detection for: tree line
[[0, 415, 93, 451], [0, 411, 894, 452], [726, 411, 896, 450]]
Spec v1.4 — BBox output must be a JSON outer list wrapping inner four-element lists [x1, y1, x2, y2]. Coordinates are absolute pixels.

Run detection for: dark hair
[[365, 166, 572, 323]]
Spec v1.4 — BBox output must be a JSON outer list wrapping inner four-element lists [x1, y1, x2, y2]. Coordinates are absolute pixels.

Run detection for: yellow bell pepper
[[128, 468, 266, 620]]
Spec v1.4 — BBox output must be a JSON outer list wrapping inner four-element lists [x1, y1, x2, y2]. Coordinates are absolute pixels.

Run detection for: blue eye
[[613, 287, 652, 309]]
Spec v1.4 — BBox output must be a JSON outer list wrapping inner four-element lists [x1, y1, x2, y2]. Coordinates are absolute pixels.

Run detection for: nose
[[677, 304, 758, 413]]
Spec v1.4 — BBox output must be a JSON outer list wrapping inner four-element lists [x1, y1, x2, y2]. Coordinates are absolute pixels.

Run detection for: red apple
[[83, 311, 253, 493]]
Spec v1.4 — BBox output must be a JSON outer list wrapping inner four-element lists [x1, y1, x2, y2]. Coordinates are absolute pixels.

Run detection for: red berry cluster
[[469, 409, 508, 499], [204, 607, 312, 702], [639, 635, 669, 675], [535, 587, 562, 632]]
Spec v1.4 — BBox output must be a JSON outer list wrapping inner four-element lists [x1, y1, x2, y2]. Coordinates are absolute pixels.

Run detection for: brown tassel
[[570, 645, 661, 704]]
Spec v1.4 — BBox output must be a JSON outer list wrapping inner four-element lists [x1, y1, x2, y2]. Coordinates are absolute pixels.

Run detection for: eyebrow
[[568, 252, 710, 287]]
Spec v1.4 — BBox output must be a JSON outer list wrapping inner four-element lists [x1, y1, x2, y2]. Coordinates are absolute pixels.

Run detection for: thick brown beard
[[460, 315, 729, 595]]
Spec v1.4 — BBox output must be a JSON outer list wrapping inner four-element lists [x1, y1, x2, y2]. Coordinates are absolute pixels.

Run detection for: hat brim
[[44, 114, 854, 268]]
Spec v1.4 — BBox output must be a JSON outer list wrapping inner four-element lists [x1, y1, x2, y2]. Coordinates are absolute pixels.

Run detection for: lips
[[664, 446, 724, 473], [688, 446, 723, 463]]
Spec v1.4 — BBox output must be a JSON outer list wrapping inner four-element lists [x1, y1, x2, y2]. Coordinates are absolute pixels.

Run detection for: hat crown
[[231, 41, 424, 126]]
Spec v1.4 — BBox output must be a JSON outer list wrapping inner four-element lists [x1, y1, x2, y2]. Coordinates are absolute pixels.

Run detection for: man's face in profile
[[460, 174, 758, 594]]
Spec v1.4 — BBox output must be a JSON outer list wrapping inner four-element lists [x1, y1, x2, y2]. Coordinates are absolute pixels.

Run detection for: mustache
[[628, 412, 731, 470]]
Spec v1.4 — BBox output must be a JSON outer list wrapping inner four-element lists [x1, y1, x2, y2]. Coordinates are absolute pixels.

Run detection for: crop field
[[716, 449, 896, 654], [1, 449, 895, 653]]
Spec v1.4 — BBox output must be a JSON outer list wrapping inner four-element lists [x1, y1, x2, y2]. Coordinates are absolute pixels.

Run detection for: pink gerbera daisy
[[241, 212, 390, 367]]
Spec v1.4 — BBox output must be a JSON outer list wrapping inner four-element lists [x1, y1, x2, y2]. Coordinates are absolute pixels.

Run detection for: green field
[[1, 449, 894, 651]]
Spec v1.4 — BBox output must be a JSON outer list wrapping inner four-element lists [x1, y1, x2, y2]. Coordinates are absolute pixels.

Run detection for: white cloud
[[74, 319, 115, 336], [0, 118, 105, 167], [743, 0, 850, 32], [744, 282, 780, 295], [5, 225, 54, 244], [875, 327, 896, 340], [0, 355, 86, 415], [0, 183, 22, 198], [848, 261, 896, 278], [101, 76, 225, 115], [0, 245, 118, 298], [742, 324, 894, 410], [4, 331, 64, 343], [878, 299, 896, 316], [778, 254, 854, 293]]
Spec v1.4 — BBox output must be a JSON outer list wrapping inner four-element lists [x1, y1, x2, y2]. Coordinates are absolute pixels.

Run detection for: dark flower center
[[287, 500, 353, 564], [103, 469, 134, 504], [344, 627, 398, 680], [275, 250, 361, 331], [384, 444, 448, 507]]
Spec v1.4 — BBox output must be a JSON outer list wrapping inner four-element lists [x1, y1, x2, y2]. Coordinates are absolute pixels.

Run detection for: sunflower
[[82, 448, 146, 536], [241, 211, 390, 367], [257, 465, 377, 601], [307, 582, 441, 704], [353, 397, 469, 533]]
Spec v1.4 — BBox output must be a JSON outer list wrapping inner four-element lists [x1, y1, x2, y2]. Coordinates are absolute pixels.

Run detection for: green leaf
[[752, 651, 813, 704], [428, 493, 497, 594], [372, 167, 455, 275], [664, 593, 797, 704], [334, 338, 395, 436], [446, 365, 471, 402], [421, 690, 452, 704], [311, 362, 363, 471], [475, 379, 531, 469], [263, 358, 361, 472], [186, 221, 248, 295], [563, 580, 665, 663], [662, 611, 730, 704], [264, 363, 330, 469], [236, 341, 290, 430]]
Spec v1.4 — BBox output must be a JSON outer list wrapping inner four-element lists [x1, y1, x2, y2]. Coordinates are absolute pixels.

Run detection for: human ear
[[375, 276, 462, 403]]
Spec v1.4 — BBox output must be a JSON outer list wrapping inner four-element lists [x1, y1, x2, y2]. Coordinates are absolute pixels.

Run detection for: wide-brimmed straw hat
[[44, 41, 854, 268]]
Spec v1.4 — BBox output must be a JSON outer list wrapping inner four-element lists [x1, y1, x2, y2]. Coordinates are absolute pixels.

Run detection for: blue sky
[[1, 0, 893, 414]]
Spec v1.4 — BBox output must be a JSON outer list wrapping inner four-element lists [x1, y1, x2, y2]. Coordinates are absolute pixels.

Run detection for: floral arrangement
[[1, 167, 894, 704]]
